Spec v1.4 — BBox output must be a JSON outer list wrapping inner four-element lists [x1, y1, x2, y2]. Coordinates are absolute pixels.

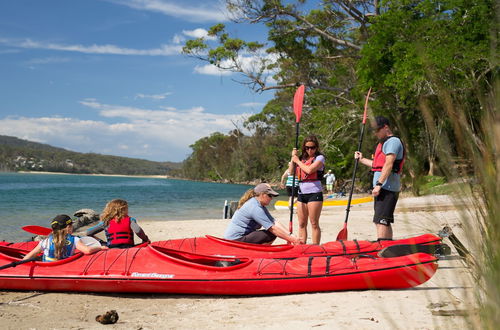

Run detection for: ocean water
[[0, 172, 253, 242]]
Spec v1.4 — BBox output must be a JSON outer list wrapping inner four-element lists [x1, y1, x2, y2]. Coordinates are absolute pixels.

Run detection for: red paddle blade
[[293, 85, 305, 123], [336, 225, 348, 241], [362, 87, 372, 124], [22, 225, 52, 236]]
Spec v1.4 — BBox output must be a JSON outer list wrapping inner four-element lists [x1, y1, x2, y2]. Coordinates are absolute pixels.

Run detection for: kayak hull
[[0, 245, 437, 295]]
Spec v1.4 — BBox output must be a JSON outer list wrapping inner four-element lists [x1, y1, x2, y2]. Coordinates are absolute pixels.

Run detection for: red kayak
[[1, 233, 444, 259], [151, 233, 443, 258], [0, 244, 437, 295]]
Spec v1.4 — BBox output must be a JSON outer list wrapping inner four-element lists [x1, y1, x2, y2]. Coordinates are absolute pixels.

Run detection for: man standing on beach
[[324, 170, 335, 195], [354, 116, 405, 240]]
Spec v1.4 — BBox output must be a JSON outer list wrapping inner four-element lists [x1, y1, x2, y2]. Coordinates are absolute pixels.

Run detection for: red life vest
[[106, 216, 134, 246], [297, 156, 324, 182], [371, 136, 405, 174]]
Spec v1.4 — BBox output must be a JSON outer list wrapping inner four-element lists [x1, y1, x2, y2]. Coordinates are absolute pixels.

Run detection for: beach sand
[[0, 194, 477, 329]]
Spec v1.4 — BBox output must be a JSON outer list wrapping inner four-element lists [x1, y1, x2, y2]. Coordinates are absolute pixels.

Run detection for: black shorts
[[235, 230, 276, 244], [286, 186, 299, 197], [373, 188, 399, 226], [297, 192, 324, 203]]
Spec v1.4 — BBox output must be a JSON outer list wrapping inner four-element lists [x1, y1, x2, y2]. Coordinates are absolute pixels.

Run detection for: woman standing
[[224, 183, 301, 245], [289, 135, 325, 244]]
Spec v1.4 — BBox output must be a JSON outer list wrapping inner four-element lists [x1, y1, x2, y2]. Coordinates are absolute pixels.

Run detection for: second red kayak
[[1, 233, 443, 259]]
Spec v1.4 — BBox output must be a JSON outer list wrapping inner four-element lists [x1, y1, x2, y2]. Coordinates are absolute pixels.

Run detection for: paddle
[[0, 256, 40, 270], [336, 88, 372, 241], [79, 236, 102, 248], [289, 84, 305, 234], [22, 225, 52, 236]]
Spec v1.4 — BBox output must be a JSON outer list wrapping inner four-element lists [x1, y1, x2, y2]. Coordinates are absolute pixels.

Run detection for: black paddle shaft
[[343, 123, 367, 224], [289, 122, 300, 234], [0, 256, 40, 270]]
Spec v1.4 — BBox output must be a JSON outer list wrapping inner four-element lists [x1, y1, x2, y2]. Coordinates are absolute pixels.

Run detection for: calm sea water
[[0, 172, 254, 242]]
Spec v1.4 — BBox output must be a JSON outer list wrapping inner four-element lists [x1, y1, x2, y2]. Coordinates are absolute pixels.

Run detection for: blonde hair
[[101, 199, 129, 226], [237, 188, 259, 209], [52, 226, 71, 260]]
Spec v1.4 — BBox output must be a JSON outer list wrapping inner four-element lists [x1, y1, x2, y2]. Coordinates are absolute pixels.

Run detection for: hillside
[[0, 135, 181, 175]]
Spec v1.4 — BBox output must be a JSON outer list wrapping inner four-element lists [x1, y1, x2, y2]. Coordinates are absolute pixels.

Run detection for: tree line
[[0, 135, 181, 175]]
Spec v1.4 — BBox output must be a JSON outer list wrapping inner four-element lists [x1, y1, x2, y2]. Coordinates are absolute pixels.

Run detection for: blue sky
[[0, 0, 276, 162]]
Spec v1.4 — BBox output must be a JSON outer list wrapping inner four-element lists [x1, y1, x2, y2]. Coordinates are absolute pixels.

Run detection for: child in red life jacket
[[86, 199, 150, 248], [23, 214, 107, 262]]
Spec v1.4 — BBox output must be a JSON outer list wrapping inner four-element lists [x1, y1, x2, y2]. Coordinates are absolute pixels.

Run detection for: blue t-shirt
[[373, 137, 404, 192], [224, 197, 276, 240]]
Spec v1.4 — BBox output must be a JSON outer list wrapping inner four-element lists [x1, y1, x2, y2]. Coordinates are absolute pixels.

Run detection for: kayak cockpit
[[0, 245, 83, 267], [205, 235, 294, 252], [148, 245, 252, 271]]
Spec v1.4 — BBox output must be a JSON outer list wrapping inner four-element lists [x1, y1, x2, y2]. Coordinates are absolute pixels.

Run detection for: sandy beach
[[0, 194, 476, 329]]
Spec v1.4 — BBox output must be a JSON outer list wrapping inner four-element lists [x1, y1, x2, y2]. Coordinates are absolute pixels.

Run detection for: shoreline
[[15, 170, 168, 179], [10, 171, 270, 186]]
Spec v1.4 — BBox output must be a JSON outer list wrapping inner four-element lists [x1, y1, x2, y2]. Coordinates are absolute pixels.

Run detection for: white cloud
[[105, 0, 229, 22], [172, 34, 185, 44], [0, 38, 182, 56], [135, 92, 172, 100], [0, 101, 248, 162], [193, 52, 279, 86], [182, 28, 217, 40], [239, 102, 264, 108], [193, 64, 233, 76]]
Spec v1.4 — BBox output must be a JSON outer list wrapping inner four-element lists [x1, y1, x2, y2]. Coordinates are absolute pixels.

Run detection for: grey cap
[[254, 183, 279, 197]]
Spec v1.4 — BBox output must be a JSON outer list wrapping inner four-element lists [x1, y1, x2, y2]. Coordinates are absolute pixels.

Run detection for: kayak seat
[[205, 235, 294, 252], [0, 245, 27, 260], [214, 259, 242, 267], [148, 245, 252, 271]]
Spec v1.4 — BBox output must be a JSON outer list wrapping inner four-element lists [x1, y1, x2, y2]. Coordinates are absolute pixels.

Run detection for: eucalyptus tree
[[183, 1, 380, 180]]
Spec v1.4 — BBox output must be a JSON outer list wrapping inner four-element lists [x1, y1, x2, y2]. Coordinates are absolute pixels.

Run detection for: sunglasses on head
[[305, 145, 317, 150]]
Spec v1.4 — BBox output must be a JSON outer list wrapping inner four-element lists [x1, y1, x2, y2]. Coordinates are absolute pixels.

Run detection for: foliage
[[414, 175, 446, 195], [0, 135, 180, 176]]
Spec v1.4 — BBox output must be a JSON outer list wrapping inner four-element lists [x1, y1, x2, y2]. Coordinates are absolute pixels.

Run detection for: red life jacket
[[371, 136, 405, 174], [106, 216, 134, 246], [297, 156, 324, 182]]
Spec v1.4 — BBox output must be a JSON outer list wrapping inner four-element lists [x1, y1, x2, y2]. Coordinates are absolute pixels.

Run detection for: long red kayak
[[0, 244, 437, 295], [1, 233, 443, 259], [151, 233, 443, 258]]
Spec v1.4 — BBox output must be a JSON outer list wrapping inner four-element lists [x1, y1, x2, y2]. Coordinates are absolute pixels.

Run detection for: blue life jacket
[[43, 234, 76, 262]]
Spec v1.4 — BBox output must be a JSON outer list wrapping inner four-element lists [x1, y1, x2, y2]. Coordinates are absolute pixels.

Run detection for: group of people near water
[[225, 115, 405, 246], [23, 115, 405, 262]]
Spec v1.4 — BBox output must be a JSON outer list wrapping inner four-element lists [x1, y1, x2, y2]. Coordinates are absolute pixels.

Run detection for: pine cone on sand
[[95, 310, 119, 324]]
